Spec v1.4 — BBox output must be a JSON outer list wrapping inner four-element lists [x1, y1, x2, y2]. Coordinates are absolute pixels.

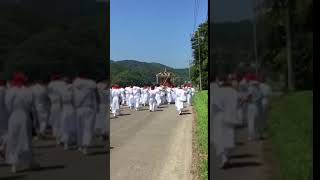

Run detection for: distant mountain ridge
[[110, 60, 189, 86]]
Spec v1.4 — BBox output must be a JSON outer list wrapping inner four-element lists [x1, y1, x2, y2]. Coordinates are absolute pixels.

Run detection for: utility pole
[[197, 30, 202, 91], [252, 0, 259, 77], [286, 0, 294, 91], [188, 59, 191, 82]]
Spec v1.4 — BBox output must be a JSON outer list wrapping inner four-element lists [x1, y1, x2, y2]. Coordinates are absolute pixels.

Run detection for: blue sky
[[111, 0, 208, 69]]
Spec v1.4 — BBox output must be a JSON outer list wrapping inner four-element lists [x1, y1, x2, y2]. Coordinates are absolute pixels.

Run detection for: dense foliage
[[110, 60, 189, 87], [210, 20, 254, 80], [209, 0, 313, 90], [191, 21, 208, 90], [257, 0, 313, 90], [0, 2, 109, 81]]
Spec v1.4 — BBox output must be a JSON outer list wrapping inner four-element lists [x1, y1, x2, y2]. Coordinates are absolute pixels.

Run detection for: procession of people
[[210, 72, 272, 169], [0, 72, 109, 173], [110, 83, 195, 117], [0, 71, 196, 174]]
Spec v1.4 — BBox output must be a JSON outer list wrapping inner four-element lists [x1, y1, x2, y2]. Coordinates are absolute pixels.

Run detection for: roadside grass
[[193, 90, 208, 180], [268, 91, 313, 180]]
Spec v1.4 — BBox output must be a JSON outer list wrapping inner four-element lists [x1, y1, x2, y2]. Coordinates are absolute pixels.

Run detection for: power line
[[193, 0, 201, 33]]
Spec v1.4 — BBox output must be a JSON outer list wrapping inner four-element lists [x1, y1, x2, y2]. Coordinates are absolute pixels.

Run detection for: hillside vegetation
[[110, 60, 189, 86]]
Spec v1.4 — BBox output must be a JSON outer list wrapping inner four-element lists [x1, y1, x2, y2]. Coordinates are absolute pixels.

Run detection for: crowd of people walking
[[0, 72, 108, 173], [110, 84, 195, 117], [210, 72, 272, 169]]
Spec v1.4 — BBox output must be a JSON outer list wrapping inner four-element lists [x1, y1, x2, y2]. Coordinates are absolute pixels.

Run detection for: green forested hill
[[110, 60, 189, 86], [0, 2, 108, 80]]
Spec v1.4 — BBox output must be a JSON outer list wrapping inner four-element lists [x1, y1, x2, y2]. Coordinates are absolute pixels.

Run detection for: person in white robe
[[133, 86, 141, 111], [125, 87, 130, 106], [139, 87, 144, 105], [160, 87, 166, 105], [259, 76, 272, 136], [166, 87, 173, 104], [148, 86, 157, 112], [238, 77, 249, 126], [59, 78, 77, 150], [5, 73, 39, 173], [0, 80, 9, 137], [48, 75, 65, 145], [172, 87, 177, 103], [73, 75, 98, 155], [175, 86, 186, 115], [127, 86, 134, 109], [155, 86, 162, 108], [110, 88, 112, 109], [211, 78, 238, 168], [186, 86, 193, 106], [111, 85, 121, 117], [0, 80, 9, 159], [95, 81, 109, 141], [120, 87, 126, 106], [30, 80, 50, 139], [247, 79, 263, 141], [142, 87, 149, 106]]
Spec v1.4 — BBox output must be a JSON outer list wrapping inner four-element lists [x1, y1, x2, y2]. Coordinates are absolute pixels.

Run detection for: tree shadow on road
[[21, 165, 65, 173], [88, 151, 109, 156], [118, 113, 130, 117], [0, 175, 27, 180], [180, 112, 192, 115], [226, 161, 262, 169], [33, 144, 57, 149], [0, 163, 9, 167], [229, 153, 257, 159], [158, 106, 168, 109], [235, 142, 245, 146]]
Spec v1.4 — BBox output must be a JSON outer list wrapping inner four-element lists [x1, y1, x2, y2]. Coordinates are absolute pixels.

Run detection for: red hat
[[51, 74, 61, 80], [112, 84, 120, 89], [11, 72, 27, 87], [245, 73, 257, 81], [0, 80, 6, 86]]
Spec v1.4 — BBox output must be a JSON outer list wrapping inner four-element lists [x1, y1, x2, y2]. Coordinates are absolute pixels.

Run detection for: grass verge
[[268, 91, 313, 180], [192, 90, 208, 180]]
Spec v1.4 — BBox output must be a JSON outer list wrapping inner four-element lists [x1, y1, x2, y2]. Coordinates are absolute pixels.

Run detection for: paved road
[[0, 137, 108, 180], [110, 104, 193, 180], [210, 125, 277, 180]]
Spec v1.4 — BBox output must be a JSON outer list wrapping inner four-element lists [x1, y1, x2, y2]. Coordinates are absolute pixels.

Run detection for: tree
[[191, 21, 208, 90], [258, 0, 313, 90]]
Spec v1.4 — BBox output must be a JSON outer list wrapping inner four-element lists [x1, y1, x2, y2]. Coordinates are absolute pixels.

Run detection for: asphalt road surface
[[210, 125, 276, 180], [110, 104, 193, 180], [0, 125, 108, 179]]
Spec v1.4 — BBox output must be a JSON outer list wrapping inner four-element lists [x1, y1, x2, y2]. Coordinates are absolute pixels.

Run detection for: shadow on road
[[0, 163, 9, 167], [118, 113, 131, 117], [89, 145, 106, 149], [235, 142, 245, 146], [21, 165, 65, 173], [229, 154, 257, 159], [33, 144, 56, 149], [158, 106, 168, 109], [180, 112, 192, 115], [88, 151, 109, 156], [227, 162, 262, 169], [0, 175, 27, 180]]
